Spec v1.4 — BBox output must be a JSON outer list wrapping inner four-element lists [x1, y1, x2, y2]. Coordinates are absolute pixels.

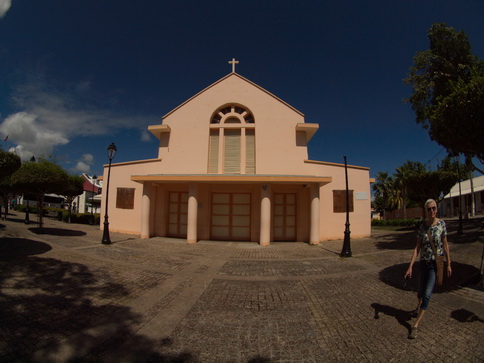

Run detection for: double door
[[211, 193, 251, 241], [273, 193, 297, 241]]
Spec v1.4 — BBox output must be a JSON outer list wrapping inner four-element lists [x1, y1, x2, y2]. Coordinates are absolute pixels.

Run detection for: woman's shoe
[[408, 327, 418, 339], [410, 308, 419, 318]]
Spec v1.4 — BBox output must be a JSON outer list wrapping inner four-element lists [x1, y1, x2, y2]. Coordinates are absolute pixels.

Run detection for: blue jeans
[[417, 260, 436, 310]]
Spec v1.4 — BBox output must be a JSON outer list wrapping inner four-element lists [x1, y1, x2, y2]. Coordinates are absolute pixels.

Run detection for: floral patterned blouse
[[417, 219, 447, 261]]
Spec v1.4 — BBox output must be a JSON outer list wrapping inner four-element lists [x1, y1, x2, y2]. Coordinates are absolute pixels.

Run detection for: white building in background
[[72, 174, 103, 214], [441, 175, 484, 217]]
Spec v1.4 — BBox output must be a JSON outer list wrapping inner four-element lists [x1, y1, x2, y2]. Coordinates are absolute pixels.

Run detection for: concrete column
[[140, 183, 152, 239], [187, 183, 198, 244], [260, 184, 271, 246], [310, 184, 320, 245]]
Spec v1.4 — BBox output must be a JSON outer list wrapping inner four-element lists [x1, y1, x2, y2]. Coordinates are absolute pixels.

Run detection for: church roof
[[163, 72, 305, 119]]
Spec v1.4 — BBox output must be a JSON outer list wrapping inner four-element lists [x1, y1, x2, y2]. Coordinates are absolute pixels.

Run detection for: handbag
[[427, 230, 444, 286]]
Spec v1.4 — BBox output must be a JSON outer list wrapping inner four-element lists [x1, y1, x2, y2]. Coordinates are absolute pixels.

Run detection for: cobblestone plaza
[[1, 213, 483, 362]]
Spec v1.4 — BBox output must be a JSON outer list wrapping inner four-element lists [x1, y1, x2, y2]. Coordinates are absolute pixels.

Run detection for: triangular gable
[[163, 73, 305, 119]]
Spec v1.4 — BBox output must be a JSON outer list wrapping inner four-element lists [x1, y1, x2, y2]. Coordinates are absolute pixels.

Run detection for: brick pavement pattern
[[0, 213, 483, 362]]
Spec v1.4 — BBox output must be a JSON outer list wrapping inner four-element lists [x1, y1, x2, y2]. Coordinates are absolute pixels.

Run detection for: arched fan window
[[208, 104, 255, 174]]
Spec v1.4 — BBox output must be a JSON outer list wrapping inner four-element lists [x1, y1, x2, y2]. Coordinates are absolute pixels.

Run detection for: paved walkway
[[0, 213, 483, 362]]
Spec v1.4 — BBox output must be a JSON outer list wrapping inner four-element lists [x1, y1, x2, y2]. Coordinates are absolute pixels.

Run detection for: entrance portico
[[132, 174, 330, 245]]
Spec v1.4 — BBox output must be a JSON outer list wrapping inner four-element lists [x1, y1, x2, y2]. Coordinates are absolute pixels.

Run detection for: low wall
[[385, 207, 423, 220]]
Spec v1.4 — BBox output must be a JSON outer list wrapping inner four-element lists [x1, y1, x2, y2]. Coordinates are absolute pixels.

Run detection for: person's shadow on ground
[[371, 303, 414, 335], [451, 308, 484, 323], [379, 262, 480, 293]]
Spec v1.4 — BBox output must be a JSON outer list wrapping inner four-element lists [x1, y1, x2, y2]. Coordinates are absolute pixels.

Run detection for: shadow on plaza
[[379, 261, 480, 293], [0, 237, 52, 256], [446, 217, 484, 244], [29, 227, 87, 236], [373, 217, 483, 251], [371, 303, 413, 334], [451, 308, 484, 323], [373, 230, 417, 250], [0, 255, 193, 362]]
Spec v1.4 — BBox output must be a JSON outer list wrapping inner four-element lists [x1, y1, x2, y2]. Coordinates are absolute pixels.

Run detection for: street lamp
[[90, 175, 97, 225], [101, 143, 117, 244], [340, 155, 352, 257]]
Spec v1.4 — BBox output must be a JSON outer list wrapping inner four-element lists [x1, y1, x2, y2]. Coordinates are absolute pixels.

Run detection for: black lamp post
[[340, 156, 352, 257], [101, 143, 117, 245], [90, 175, 97, 225]]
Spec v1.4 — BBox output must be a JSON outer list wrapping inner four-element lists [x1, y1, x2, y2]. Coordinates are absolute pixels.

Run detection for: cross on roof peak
[[228, 58, 239, 73]]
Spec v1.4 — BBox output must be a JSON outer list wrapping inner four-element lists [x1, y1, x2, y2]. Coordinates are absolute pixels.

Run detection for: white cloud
[[73, 161, 91, 173], [1, 112, 69, 160], [1, 78, 155, 161], [81, 153, 94, 164], [72, 154, 95, 173], [0, 0, 11, 18], [12, 82, 133, 136], [140, 129, 152, 142]]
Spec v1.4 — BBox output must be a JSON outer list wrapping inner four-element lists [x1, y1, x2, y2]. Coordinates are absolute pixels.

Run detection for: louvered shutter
[[208, 129, 219, 173], [224, 129, 240, 174], [245, 129, 255, 174]]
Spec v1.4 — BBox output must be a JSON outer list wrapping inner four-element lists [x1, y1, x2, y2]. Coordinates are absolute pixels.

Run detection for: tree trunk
[[1, 193, 5, 220], [68, 199, 72, 223], [38, 194, 44, 232], [470, 174, 475, 216]]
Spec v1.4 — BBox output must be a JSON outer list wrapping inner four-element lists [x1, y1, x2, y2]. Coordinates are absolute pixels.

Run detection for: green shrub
[[18, 205, 45, 215], [18, 205, 101, 225], [68, 213, 100, 225]]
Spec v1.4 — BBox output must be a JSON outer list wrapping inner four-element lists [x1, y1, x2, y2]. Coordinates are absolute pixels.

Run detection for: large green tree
[[11, 159, 69, 230], [0, 148, 21, 182], [0, 149, 21, 219], [404, 163, 458, 208], [404, 23, 484, 172], [374, 159, 460, 219], [372, 172, 393, 218]]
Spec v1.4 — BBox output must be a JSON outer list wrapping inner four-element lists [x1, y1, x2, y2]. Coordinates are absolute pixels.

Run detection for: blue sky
[[0, 0, 483, 178]]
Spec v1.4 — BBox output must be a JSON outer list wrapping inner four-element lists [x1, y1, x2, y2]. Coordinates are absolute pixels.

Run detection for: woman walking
[[405, 199, 452, 339]]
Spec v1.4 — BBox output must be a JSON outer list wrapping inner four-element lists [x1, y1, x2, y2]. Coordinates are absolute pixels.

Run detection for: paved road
[[1, 213, 483, 362]]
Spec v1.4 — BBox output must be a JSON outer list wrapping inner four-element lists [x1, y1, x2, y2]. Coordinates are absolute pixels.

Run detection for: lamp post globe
[[101, 143, 117, 245]]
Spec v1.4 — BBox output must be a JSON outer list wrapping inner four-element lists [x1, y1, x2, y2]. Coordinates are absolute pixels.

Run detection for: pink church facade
[[101, 70, 372, 245]]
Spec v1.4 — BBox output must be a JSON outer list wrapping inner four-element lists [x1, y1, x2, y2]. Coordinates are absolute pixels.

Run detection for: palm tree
[[386, 178, 404, 211], [394, 161, 424, 218], [373, 172, 393, 219]]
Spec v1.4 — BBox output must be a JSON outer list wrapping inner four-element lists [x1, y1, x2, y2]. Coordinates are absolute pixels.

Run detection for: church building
[[101, 61, 372, 245]]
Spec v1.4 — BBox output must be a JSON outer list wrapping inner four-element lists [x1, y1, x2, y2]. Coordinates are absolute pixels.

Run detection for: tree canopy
[[0, 149, 21, 219], [61, 174, 86, 223], [0, 148, 21, 182], [11, 159, 69, 196], [10, 159, 70, 229], [404, 23, 484, 172], [373, 158, 460, 216]]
